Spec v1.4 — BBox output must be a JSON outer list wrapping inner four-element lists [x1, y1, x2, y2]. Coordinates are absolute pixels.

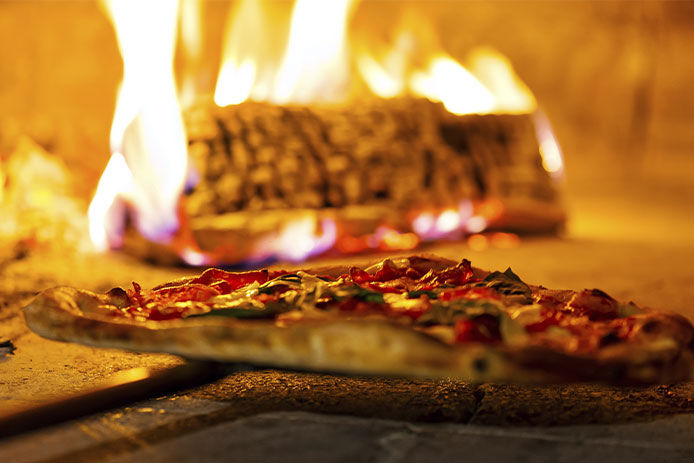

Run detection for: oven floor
[[1, 181, 694, 461]]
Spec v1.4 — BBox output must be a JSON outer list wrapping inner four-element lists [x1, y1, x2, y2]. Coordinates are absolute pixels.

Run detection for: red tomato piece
[[372, 261, 405, 282], [337, 297, 386, 315], [454, 314, 501, 343], [349, 267, 373, 283], [190, 268, 269, 290], [151, 284, 220, 304], [568, 289, 618, 320], [439, 287, 500, 302]]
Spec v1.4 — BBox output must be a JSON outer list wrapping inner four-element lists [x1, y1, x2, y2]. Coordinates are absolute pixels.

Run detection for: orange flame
[[178, 0, 203, 108], [86, 1, 561, 265], [215, 0, 354, 106], [89, 0, 188, 250], [250, 215, 338, 263], [410, 55, 497, 115]]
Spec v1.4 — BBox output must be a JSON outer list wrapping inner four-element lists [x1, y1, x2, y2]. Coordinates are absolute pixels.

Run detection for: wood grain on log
[[184, 98, 560, 219]]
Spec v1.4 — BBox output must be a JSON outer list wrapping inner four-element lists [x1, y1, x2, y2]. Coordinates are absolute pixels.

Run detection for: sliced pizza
[[24, 255, 694, 384]]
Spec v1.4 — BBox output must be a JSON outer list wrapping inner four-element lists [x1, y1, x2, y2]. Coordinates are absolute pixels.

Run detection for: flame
[[273, 0, 353, 104], [410, 55, 496, 115], [356, 54, 404, 98], [250, 215, 338, 263], [466, 47, 536, 113], [90, 0, 188, 249], [87, 153, 132, 250], [215, 0, 354, 106], [412, 200, 475, 241], [85, 2, 558, 265], [178, 0, 203, 108], [357, 28, 539, 116], [213, 0, 272, 107], [534, 110, 565, 178]]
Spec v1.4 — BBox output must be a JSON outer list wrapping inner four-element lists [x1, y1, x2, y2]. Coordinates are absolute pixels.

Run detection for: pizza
[[23, 255, 694, 384]]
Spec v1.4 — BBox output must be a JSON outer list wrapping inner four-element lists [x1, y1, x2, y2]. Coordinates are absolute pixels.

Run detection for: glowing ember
[[467, 234, 488, 251], [490, 232, 521, 249], [250, 216, 338, 263], [465, 216, 488, 234], [412, 200, 476, 241], [90, 0, 188, 248]]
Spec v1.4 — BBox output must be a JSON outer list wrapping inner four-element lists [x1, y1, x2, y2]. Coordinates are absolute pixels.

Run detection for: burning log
[[184, 98, 559, 219], [121, 97, 565, 265], [118, 97, 565, 265]]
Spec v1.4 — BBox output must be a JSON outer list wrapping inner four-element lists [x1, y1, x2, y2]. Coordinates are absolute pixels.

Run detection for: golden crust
[[22, 255, 694, 384]]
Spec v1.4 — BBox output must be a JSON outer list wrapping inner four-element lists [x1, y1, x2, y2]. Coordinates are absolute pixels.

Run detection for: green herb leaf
[[416, 299, 502, 326], [331, 284, 385, 304], [258, 273, 302, 294], [407, 290, 438, 299], [476, 268, 532, 304], [189, 302, 284, 319]]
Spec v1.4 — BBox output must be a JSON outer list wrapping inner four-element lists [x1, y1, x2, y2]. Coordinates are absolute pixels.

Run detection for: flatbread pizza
[[24, 255, 694, 384]]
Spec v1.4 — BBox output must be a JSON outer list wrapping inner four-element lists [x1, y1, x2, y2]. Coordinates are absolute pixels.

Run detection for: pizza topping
[[382, 293, 431, 320], [190, 302, 283, 319], [474, 268, 532, 304], [416, 298, 504, 326], [258, 273, 302, 295], [439, 286, 501, 302], [567, 289, 618, 320], [100, 256, 684, 357], [189, 268, 269, 291], [106, 287, 130, 309], [454, 315, 501, 344]]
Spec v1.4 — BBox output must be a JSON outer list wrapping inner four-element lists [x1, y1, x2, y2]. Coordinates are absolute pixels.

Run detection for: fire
[[178, 0, 204, 108], [86, 1, 564, 265], [535, 110, 565, 178], [359, 45, 538, 115], [410, 55, 497, 115], [250, 215, 338, 263], [213, 0, 270, 106], [215, 0, 354, 106], [89, 0, 188, 250]]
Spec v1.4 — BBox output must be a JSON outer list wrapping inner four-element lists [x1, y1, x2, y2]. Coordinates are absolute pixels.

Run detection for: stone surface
[[4, 409, 694, 463]]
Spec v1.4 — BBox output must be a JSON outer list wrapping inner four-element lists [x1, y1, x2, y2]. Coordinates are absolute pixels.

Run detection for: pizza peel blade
[[0, 360, 228, 440]]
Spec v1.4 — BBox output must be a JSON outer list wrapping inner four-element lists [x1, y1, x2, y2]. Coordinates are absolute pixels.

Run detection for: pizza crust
[[22, 256, 694, 384]]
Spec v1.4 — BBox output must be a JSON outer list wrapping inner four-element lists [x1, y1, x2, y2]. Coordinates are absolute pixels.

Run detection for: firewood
[[183, 98, 559, 219]]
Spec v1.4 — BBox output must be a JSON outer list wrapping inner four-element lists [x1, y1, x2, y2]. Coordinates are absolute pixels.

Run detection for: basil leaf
[[189, 302, 284, 319], [416, 299, 502, 326], [476, 268, 532, 304], [330, 284, 384, 304], [258, 273, 302, 294], [358, 291, 385, 303], [407, 290, 438, 299]]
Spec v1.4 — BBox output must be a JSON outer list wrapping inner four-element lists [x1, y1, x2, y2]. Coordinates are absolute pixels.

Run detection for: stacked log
[[183, 98, 559, 220], [121, 99, 563, 264]]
